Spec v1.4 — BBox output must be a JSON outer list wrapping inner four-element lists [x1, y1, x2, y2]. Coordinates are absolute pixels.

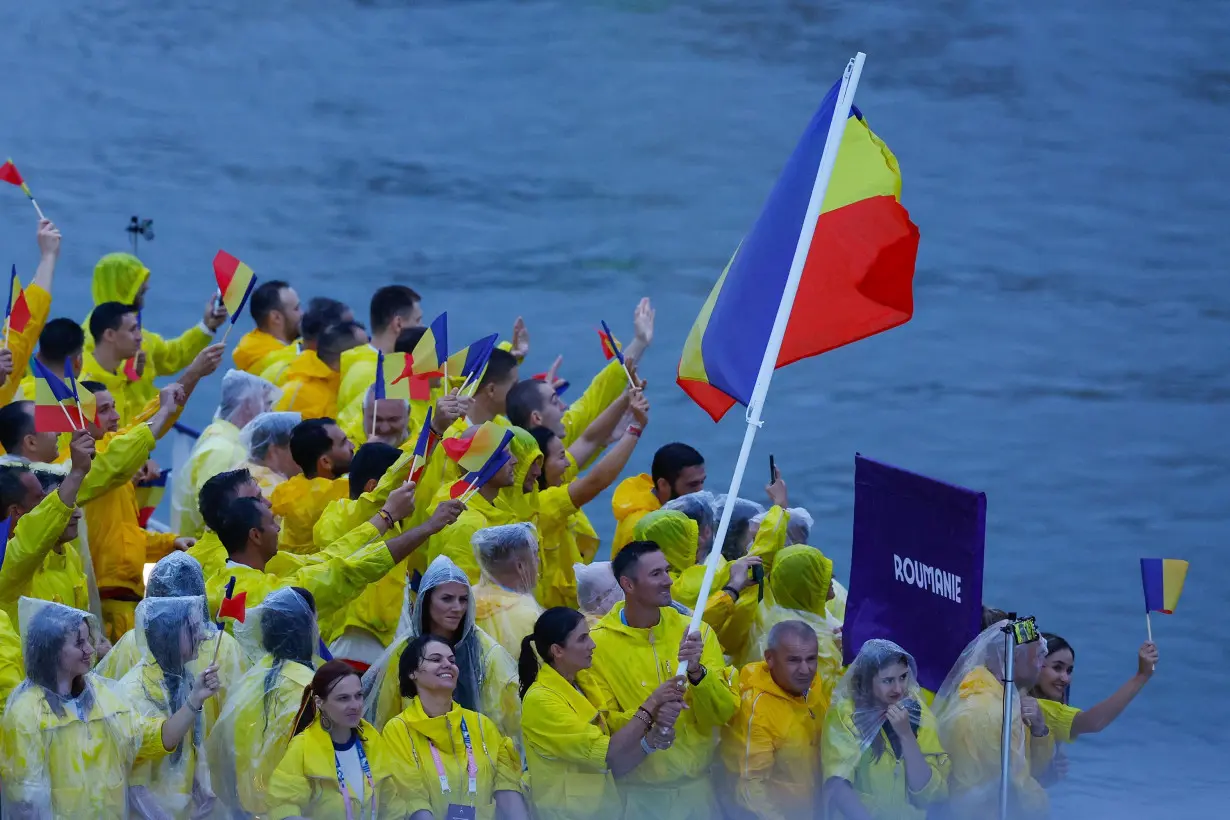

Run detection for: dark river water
[[4, 0, 1228, 814]]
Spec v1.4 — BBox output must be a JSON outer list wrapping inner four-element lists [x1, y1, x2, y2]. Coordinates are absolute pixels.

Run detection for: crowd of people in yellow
[[0, 219, 1162, 818]]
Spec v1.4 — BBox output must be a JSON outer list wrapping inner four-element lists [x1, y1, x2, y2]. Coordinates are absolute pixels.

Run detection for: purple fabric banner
[[843, 454, 986, 691]]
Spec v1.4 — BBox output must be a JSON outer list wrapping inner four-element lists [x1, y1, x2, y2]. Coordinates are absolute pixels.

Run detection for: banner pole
[[674, 52, 866, 678], [999, 625, 1016, 820]]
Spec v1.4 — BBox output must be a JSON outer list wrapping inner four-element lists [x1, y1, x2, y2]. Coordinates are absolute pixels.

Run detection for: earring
[[320, 713, 333, 731]]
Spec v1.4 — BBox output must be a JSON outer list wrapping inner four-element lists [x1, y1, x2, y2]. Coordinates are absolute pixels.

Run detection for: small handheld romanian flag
[[409, 313, 448, 378], [375, 351, 413, 401], [213, 251, 258, 322], [0, 159, 32, 197], [135, 470, 170, 528], [1140, 558, 1188, 615], [217, 579, 248, 625], [31, 360, 83, 432], [598, 322, 624, 364], [446, 333, 498, 384], [409, 407, 435, 481], [65, 361, 97, 427], [442, 421, 513, 498], [6, 265, 31, 335]]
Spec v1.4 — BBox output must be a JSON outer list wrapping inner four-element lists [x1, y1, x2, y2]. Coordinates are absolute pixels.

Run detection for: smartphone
[[769, 454, 777, 484], [752, 564, 765, 602]]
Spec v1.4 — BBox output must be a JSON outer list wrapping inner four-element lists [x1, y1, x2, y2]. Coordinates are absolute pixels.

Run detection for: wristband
[[633, 707, 653, 726], [640, 736, 656, 755], [626, 425, 643, 438], [377, 509, 395, 529], [721, 585, 740, 601], [688, 664, 707, 686]]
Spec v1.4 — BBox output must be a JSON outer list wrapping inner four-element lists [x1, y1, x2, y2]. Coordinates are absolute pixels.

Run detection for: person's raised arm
[[176, 343, 226, 402], [886, 703, 933, 794], [160, 664, 220, 750], [621, 298, 654, 366], [381, 496, 466, 565], [568, 390, 648, 509], [30, 219, 61, 292], [55, 430, 96, 508], [1069, 642, 1157, 739]]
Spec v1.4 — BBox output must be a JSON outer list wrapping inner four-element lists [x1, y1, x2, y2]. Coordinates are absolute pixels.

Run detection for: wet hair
[[479, 349, 518, 389], [216, 497, 267, 555], [292, 659, 363, 737], [370, 285, 421, 334], [318, 320, 364, 369], [290, 418, 337, 478], [198, 468, 255, 533], [349, 442, 402, 500], [89, 301, 137, 343], [611, 540, 661, 585], [529, 427, 556, 490], [651, 443, 704, 488], [505, 380, 548, 430], [142, 597, 202, 762], [393, 327, 427, 355], [250, 280, 291, 325], [1041, 633, 1073, 660], [0, 403, 35, 454], [766, 619, 817, 652], [398, 634, 454, 699], [518, 607, 585, 699], [981, 606, 1017, 630], [24, 606, 94, 716], [301, 297, 349, 345], [79, 380, 107, 396], [38, 318, 85, 365]]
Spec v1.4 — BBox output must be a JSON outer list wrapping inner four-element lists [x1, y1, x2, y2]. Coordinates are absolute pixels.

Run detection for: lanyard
[[334, 737, 377, 820], [427, 717, 478, 797]]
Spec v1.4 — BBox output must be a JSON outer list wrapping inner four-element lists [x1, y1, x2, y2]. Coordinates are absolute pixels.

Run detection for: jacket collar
[[534, 662, 600, 724]]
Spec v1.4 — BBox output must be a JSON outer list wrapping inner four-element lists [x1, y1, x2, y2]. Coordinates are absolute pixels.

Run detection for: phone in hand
[[769, 454, 777, 484], [752, 563, 765, 602]]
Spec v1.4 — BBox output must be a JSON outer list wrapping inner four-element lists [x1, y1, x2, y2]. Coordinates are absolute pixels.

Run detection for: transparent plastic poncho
[[2, 598, 164, 819], [205, 589, 318, 817], [932, 621, 1051, 819], [240, 410, 301, 463], [216, 369, 280, 425], [574, 561, 623, 621], [662, 490, 717, 560], [713, 493, 766, 561], [828, 639, 927, 755], [473, 523, 544, 659], [751, 505, 814, 546], [117, 595, 216, 819], [363, 556, 521, 741]]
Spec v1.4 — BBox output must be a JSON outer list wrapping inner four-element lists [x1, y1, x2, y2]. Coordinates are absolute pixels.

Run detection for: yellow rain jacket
[[204, 522, 394, 622], [267, 718, 414, 820], [744, 544, 843, 699], [0, 677, 170, 818], [186, 529, 227, 582], [534, 485, 585, 609], [1038, 698, 1082, 744], [233, 329, 297, 376], [495, 426, 542, 522], [522, 662, 620, 820], [84, 253, 214, 425], [941, 666, 1051, 820], [274, 350, 339, 419], [382, 699, 522, 820], [271, 474, 349, 555], [820, 693, 949, 819], [207, 654, 314, 816], [0, 283, 50, 408], [610, 473, 659, 559], [312, 450, 434, 648], [172, 418, 247, 538], [244, 460, 290, 499], [97, 627, 247, 732], [427, 491, 519, 584], [0, 610, 22, 720], [117, 661, 212, 819], [720, 661, 828, 820], [0, 491, 86, 622], [577, 602, 738, 820], [474, 582, 542, 660], [85, 424, 179, 639], [337, 344, 379, 420], [368, 628, 521, 744]]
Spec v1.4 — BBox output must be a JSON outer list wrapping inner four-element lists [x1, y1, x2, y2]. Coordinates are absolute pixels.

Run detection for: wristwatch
[[640, 736, 657, 755], [687, 664, 707, 686]]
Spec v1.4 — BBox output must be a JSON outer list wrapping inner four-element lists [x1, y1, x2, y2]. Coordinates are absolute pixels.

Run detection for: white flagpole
[[674, 52, 866, 677]]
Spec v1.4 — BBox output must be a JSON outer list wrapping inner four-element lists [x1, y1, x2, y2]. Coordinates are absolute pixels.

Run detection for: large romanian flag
[[677, 77, 919, 421]]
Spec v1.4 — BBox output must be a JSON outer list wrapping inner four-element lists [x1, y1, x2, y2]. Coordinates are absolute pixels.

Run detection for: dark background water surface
[[4, 0, 1228, 814]]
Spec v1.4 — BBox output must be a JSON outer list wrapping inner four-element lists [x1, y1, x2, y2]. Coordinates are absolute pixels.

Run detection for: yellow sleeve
[[186, 531, 228, 581], [560, 361, 627, 450], [521, 687, 610, 773], [381, 718, 435, 816], [289, 524, 395, 622], [0, 612, 23, 721], [729, 697, 788, 820], [132, 712, 172, 764], [493, 729, 523, 794], [689, 626, 739, 729], [576, 668, 635, 734], [819, 704, 866, 785], [144, 530, 178, 563], [146, 325, 212, 377], [265, 735, 310, 820], [0, 491, 74, 604], [1038, 699, 1081, 744], [909, 711, 950, 808], [431, 512, 484, 583], [0, 284, 50, 406], [747, 506, 789, 570], [1, 691, 49, 806], [78, 423, 156, 506]]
